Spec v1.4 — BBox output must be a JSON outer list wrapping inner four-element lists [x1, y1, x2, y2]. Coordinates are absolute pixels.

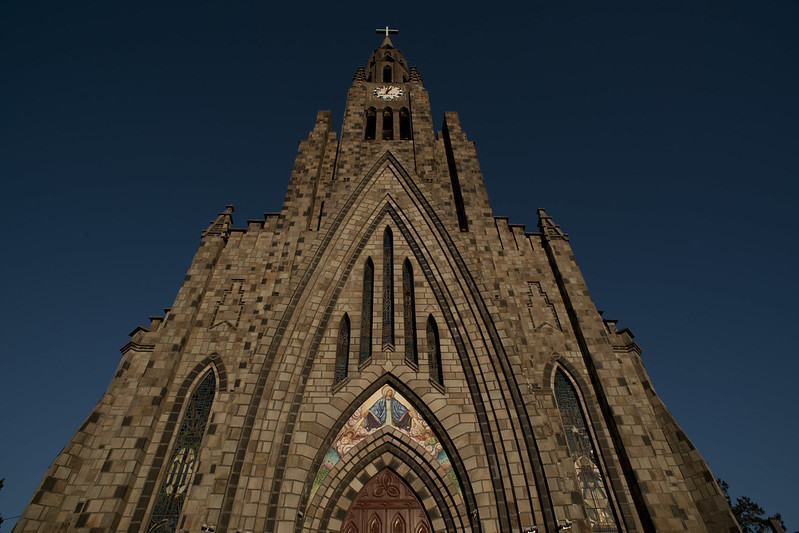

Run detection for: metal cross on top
[[376, 26, 399, 37]]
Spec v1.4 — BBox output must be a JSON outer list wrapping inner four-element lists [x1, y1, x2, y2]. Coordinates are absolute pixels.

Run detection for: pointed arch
[[382, 108, 394, 140], [147, 370, 217, 532], [402, 258, 418, 365], [307, 382, 459, 506], [365, 107, 377, 140], [382, 227, 394, 348], [392, 513, 406, 533], [426, 315, 443, 385], [335, 314, 351, 384], [130, 356, 226, 531], [383, 64, 392, 82], [308, 440, 468, 533], [302, 374, 479, 533], [360, 258, 374, 365], [235, 153, 552, 532], [399, 107, 412, 140], [269, 188, 524, 530], [553, 367, 621, 532]]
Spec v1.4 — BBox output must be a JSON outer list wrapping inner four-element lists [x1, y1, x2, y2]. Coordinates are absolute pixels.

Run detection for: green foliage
[[719, 477, 731, 504], [717, 478, 786, 533]]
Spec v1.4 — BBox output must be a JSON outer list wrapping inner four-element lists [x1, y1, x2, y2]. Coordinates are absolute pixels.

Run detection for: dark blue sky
[[1, 1, 797, 530]]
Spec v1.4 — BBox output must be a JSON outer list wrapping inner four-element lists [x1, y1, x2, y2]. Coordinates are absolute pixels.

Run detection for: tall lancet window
[[383, 64, 392, 82], [382, 108, 394, 140], [360, 258, 374, 365], [382, 227, 394, 348], [402, 259, 418, 365], [365, 107, 376, 140], [148, 371, 216, 533], [399, 107, 412, 140], [553, 369, 619, 532], [426, 316, 443, 385], [335, 314, 350, 384]]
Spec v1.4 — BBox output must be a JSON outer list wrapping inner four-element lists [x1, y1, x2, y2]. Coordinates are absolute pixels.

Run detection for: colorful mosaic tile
[[308, 386, 458, 507]]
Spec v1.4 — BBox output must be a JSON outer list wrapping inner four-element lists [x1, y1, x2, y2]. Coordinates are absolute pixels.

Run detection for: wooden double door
[[341, 469, 431, 533]]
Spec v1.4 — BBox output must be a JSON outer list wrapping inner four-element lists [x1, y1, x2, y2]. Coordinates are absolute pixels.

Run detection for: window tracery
[[554, 369, 619, 532], [147, 371, 216, 533]]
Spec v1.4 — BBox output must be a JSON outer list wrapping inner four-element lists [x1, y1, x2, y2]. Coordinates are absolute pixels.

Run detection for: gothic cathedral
[[16, 32, 739, 533]]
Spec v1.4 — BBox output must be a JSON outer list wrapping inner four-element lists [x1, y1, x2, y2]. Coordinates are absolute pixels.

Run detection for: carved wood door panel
[[341, 469, 432, 533]]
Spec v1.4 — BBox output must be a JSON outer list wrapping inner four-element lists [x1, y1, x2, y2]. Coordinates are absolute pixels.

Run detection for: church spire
[[366, 27, 409, 83]]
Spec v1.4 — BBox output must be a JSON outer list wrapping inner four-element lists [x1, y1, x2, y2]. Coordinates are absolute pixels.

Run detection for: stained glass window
[[335, 314, 350, 384], [554, 369, 619, 532], [403, 259, 418, 365], [360, 258, 374, 365], [427, 316, 443, 385], [382, 228, 394, 348], [147, 371, 216, 533]]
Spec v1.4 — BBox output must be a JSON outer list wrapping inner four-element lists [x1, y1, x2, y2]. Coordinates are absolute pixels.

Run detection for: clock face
[[373, 85, 404, 100]]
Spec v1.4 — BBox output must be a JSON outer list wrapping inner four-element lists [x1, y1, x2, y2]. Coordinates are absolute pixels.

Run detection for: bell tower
[[333, 28, 440, 185], [362, 32, 412, 142], [366, 27, 410, 83]]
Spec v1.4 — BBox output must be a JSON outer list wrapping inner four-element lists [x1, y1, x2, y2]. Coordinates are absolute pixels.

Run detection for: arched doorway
[[341, 468, 432, 533]]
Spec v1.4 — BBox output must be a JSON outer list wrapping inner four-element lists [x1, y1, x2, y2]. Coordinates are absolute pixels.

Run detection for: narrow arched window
[[360, 258, 374, 364], [427, 316, 442, 385], [382, 227, 394, 348], [364, 107, 376, 140], [399, 107, 412, 140], [148, 371, 216, 532], [335, 314, 350, 384], [383, 65, 392, 82], [403, 259, 417, 365], [553, 369, 620, 532], [382, 108, 394, 140]]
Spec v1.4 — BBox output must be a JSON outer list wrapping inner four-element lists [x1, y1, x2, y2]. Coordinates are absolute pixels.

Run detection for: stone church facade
[[16, 34, 739, 533]]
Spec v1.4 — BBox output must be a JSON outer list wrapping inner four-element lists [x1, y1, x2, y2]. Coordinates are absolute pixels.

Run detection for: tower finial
[[376, 25, 398, 37], [375, 25, 398, 47]]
